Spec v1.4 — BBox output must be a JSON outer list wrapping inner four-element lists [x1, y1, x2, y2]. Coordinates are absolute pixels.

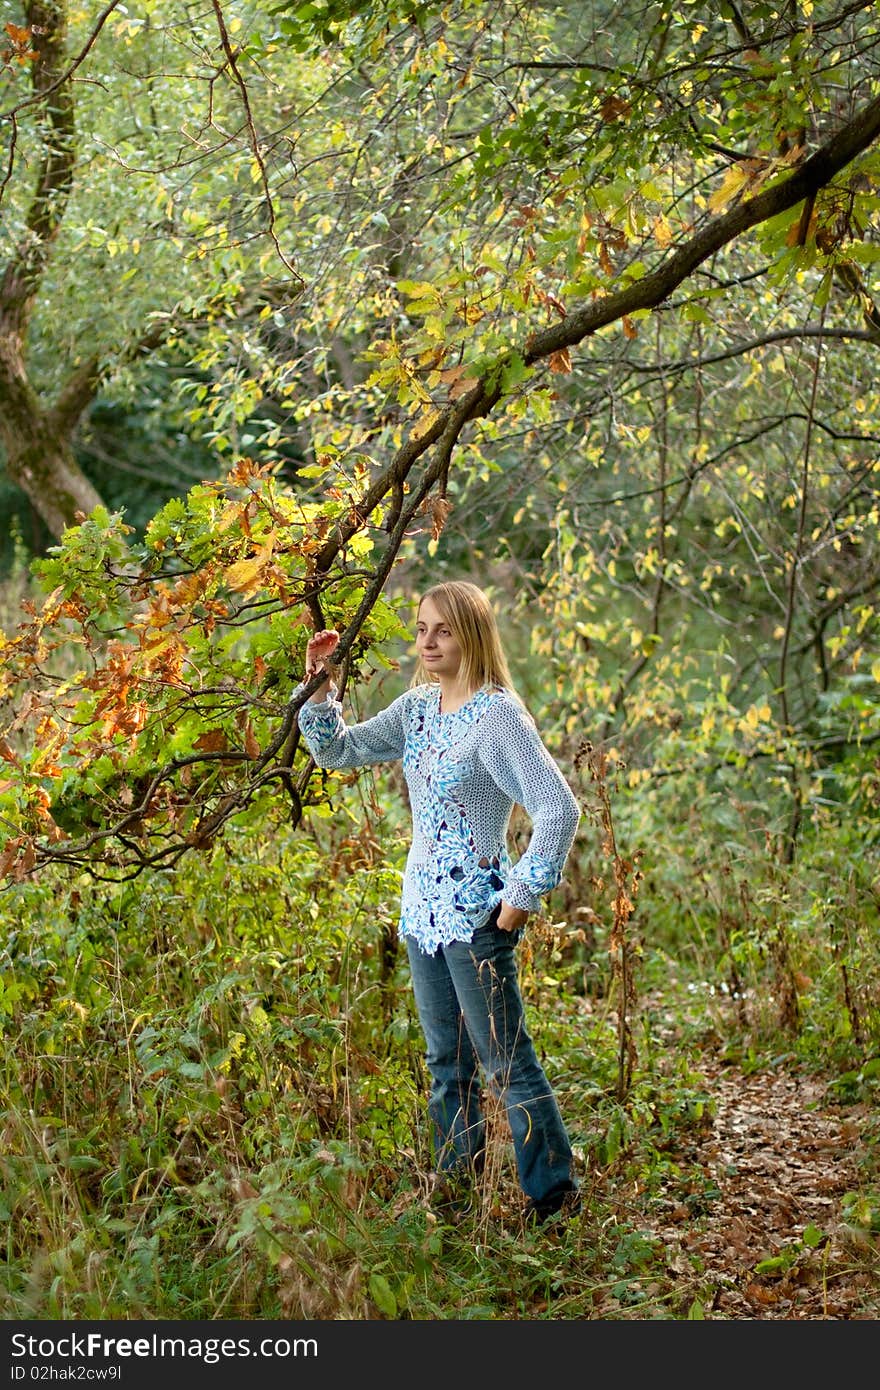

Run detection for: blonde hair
[[410, 580, 517, 695]]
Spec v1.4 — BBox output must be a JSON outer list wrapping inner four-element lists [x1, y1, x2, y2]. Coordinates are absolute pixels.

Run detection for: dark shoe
[[523, 1186, 581, 1229]]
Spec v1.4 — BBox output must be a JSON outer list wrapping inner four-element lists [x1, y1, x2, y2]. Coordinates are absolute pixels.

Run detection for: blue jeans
[[406, 911, 577, 1205]]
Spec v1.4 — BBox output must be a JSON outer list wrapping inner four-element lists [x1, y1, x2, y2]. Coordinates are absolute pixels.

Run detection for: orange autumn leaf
[[3, 21, 38, 62], [0, 737, 21, 767], [622, 315, 638, 340], [225, 456, 271, 488], [548, 348, 572, 373], [194, 729, 229, 753]]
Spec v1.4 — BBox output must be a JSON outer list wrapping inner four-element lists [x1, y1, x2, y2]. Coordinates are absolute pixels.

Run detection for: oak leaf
[[0, 737, 21, 767], [0, 837, 25, 880], [430, 497, 452, 540], [548, 348, 572, 373], [194, 729, 229, 753], [600, 95, 631, 122], [410, 407, 441, 441], [225, 555, 266, 594], [653, 214, 673, 247]]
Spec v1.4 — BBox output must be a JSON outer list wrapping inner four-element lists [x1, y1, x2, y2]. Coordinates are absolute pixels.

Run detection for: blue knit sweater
[[297, 682, 581, 955]]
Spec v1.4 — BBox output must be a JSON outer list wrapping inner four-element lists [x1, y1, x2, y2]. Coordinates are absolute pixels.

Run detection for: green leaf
[[368, 1273, 398, 1317], [498, 353, 531, 395]]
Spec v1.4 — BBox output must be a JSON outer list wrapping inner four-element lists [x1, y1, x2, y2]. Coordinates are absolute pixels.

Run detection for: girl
[[297, 581, 581, 1224]]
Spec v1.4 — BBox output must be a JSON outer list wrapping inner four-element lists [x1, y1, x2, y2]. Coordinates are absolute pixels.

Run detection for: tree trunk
[[0, 0, 108, 538], [0, 342, 104, 537]]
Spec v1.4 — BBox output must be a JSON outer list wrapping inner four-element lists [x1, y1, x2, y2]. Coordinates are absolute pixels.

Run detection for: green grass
[[1, 796, 878, 1320]]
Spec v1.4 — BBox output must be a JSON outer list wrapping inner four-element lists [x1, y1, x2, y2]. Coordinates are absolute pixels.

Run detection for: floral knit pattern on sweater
[[297, 683, 581, 955]]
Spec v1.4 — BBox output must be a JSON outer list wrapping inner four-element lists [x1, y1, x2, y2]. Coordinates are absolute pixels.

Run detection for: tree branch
[[210, 0, 304, 288], [521, 93, 880, 364]]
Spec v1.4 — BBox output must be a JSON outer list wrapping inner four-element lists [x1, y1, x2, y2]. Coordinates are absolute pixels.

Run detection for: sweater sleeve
[[297, 685, 409, 769], [480, 696, 581, 913]]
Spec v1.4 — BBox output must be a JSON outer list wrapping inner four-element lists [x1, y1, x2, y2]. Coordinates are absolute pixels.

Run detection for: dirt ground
[[635, 1060, 879, 1319]]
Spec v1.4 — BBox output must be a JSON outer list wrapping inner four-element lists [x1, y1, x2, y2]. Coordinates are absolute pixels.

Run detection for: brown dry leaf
[[16, 839, 36, 879], [441, 365, 480, 400], [430, 496, 452, 540], [194, 728, 229, 753], [0, 837, 24, 880], [544, 291, 567, 319], [600, 94, 631, 122], [243, 722, 260, 759], [622, 315, 638, 340], [0, 737, 21, 767], [548, 347, 572, 373], [745, 1282, 781, 1306], [511, 203, 539, 227], [449, 374, 479, 400], [232, 1177, 260, 1201], [786, 208, 817, 247]]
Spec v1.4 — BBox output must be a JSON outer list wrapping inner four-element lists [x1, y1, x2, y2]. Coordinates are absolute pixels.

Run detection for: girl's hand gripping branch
[[304, 628, 340, 701]]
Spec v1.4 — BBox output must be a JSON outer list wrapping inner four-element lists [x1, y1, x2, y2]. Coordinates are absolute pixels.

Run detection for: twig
[[210, 0, 304, 288]]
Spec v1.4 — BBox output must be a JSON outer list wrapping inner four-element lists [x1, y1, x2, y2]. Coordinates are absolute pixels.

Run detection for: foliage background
[[0, 0, 878, 1319]]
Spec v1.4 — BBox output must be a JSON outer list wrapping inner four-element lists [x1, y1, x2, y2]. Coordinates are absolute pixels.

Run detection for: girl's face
[[415, 596, 463, 681]]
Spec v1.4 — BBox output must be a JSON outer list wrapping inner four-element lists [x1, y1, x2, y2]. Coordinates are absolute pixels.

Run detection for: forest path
[[631, 1059, 878, 1319]]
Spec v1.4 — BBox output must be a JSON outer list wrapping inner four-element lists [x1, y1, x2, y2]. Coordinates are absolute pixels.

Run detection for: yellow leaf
[[225, 556, 265, 593], [709, 164, 750, 214], [653, 214, 673, 247], [410, 407, 441, 442]]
